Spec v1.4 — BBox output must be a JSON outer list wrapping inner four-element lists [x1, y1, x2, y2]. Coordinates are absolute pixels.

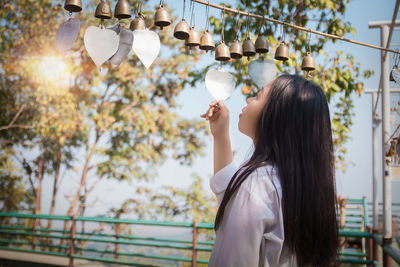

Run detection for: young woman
[[201, 75, 338, 266]]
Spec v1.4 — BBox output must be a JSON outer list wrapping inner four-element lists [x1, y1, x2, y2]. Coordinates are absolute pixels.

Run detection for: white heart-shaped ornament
[[84, 26, 119, 69], [132, 29, 160, 69], [205, 68, 236, 101], [248, 59, 277, 89], [56, 18, 80, 54], [392, 66, 400, 84], [109, 25, 134, 67]]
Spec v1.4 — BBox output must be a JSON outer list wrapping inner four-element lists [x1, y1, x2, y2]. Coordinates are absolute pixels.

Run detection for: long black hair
[[215, 74, 338, 266]]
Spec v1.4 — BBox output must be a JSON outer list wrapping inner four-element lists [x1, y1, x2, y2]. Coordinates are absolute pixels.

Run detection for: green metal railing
[[0, 199, 399, 266], [0, 213, 214, 266]]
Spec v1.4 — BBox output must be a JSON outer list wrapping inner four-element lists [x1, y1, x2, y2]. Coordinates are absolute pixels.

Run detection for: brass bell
[[255, 35, 269, 54], [64, 0, 82, 13], [174, 19, 190, 40], [154, 5, 171, 30], [215, 41, 231, 61], [275, 41, 289, 61], [130, 15, 146, 31], [199, 30, 215, 51], [185, 27, 200, 47], [114, 0, 131, 19], [243, 37, 256, 60], [301, 52, 315, 72], [95, 1, 112, 20], [230, 39, 243, 59], [390, 66, 397, 81]]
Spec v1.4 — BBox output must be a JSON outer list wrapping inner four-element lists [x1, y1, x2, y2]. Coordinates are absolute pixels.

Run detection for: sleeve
[[209, 161, 237, 205], [209, 170, 281, 267]]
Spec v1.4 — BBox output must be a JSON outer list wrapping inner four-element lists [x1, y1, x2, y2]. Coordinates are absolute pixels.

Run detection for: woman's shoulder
[[241, 163, 281, 198]]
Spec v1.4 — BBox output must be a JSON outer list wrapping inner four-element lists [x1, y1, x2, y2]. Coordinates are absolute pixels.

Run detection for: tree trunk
[[32, 158, 43, 250], [47, 153, 61, 251], [48, 153, 61, 228], [59, 136, 99, 251]]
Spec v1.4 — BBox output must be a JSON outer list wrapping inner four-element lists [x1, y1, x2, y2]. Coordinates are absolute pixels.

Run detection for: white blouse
[[208, 161, 297, 267]]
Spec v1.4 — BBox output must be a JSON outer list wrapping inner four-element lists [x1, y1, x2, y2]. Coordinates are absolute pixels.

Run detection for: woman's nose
[[246, 97, 253, 104]]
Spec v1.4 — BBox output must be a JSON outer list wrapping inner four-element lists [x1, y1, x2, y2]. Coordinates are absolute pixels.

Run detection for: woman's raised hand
[[200, 100, 229, 139]]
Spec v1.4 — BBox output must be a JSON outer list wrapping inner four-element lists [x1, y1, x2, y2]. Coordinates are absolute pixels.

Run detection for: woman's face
[[238, 81, 273, 140]]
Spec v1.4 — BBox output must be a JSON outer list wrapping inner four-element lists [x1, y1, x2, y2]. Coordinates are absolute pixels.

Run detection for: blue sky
[[41, 0, 400, 216]]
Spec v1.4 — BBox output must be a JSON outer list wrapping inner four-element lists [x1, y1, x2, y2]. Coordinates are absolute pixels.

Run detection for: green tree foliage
[[0, 0, 209, 216], [188, 0, 373, 170]]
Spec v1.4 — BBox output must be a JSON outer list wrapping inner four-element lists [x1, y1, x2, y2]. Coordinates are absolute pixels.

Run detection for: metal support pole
[[380, 24, 393, 267], [371, 92, 381, 262], [372, 92, 380, 233]]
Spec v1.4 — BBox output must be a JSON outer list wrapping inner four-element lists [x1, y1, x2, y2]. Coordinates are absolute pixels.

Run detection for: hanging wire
[[280, 23, 286, 43], [306, 29, 312, 53], [189, 0, 195, 27], [182, 0, 186, 20], [221, 7, 225, 42], [159, 0, 164, 6], [204, 2, 210, 31], [136, 0, 143, 18], [260, 16, 265, 35], [234, 12, 241, 41], [245, 12, 250, 39]]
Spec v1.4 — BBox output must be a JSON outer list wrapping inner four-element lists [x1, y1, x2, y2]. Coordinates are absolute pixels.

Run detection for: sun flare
[[36, 56, 69, 83]]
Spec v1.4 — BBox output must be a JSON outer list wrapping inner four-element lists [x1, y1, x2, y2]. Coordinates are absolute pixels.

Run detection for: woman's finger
[[209, 100, 218, 107], [207, 108, 213, 118]]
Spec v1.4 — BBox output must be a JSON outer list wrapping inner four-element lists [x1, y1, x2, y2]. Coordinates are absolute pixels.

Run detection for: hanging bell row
[[94, 0, 132, 20]]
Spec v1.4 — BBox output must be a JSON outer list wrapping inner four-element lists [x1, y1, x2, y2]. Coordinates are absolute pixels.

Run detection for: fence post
[[382, 237, 393, 267], [338, 197, 347, 252], [367, 227, 374, 266], [114, 223, 120, 259], [31, 217, 37, 250], [69, 215, 77, 267], [192, 220, 197, 267], [373, 229, 379, 261]]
